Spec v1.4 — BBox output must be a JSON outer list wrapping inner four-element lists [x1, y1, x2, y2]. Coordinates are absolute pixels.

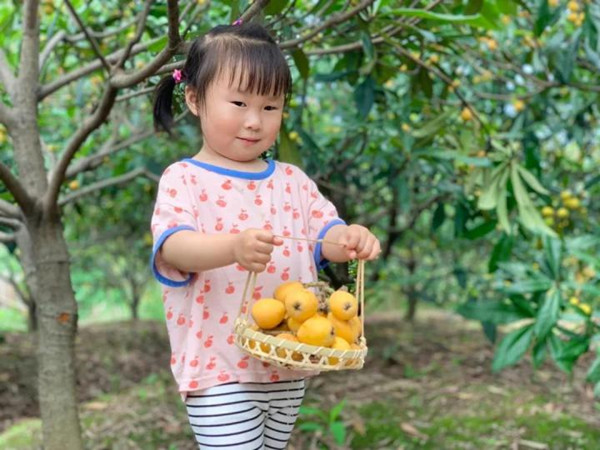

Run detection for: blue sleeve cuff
[[150, 225, 196, 287], [314, 219, 346, 271]]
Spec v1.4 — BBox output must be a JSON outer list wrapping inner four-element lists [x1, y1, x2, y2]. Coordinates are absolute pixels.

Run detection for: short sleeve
[[150, 165, 197, 287], [303, 177, 346, 270]]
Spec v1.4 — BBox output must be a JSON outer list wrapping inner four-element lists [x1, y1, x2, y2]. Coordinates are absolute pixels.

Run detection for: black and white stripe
[[185, 379, 306, 449]]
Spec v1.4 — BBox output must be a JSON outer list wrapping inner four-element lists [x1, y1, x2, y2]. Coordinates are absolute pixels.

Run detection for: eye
[[265, 106, 278, 111], [231, 101, 245, 107]]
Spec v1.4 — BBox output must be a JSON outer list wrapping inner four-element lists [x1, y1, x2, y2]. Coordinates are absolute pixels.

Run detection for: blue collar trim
[[182, 158, 275, 180]]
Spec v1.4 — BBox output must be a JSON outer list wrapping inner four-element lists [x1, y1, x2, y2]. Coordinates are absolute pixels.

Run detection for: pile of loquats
[[234, 279, 367, 370]]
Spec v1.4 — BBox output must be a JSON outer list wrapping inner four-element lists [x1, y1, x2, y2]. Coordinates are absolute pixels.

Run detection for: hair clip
[[172, 69, 185, 84], [232, 18, 243, 26]]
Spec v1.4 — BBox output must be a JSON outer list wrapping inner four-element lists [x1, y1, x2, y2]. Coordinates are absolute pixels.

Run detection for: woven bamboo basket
[[233, 260, 367, 371]]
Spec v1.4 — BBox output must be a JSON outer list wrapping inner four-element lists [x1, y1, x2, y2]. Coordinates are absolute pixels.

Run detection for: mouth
[[237, 137, 260, 143]]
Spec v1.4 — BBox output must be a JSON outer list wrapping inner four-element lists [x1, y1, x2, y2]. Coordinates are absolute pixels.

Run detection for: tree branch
[[0, 102, 16, 128], [0, 199, 20, 219], [0, 231, 15, 243], [38, 36, 164, 99], [115, 0, 153, 69], [64, 0, 111, 72], [45, 0, 182, 212], [0, 49, 16, 98], [19, 0, 41, 91], [279, 0, 375, 49], [45, 86, 118, 213], [110, 0, 182, 89], [0, 162, 33, 214], [240, 0, 270, 22], [67, 111, 188, 179], [39, 30, 66, 69], [0, 216, 22, 229], [58, 167, 159, 206]]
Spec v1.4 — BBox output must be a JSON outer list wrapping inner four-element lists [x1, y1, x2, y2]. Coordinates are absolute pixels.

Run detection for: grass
[[1, 308, 599, 449], [350, 396, 600, 449]]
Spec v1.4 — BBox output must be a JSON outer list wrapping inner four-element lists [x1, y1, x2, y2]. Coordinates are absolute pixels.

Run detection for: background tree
[[1, 0, 599, 447]]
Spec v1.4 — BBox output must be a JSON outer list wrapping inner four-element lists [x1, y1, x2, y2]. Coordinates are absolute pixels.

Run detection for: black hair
[[153, 22, 292, 134]]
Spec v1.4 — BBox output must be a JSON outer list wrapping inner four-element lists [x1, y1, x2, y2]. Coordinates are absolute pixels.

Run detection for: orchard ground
[[0, 309, 599, 449]]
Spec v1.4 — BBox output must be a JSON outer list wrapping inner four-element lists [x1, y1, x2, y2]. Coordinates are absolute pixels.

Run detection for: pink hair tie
[[232, 18, 243, 26], [172, 69, 184, 84]]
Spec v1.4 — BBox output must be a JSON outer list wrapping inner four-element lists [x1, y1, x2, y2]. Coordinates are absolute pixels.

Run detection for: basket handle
[[239, 259, 366, 330]]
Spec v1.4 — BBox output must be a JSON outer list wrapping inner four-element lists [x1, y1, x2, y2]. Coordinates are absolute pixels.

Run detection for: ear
[[185, 86, 200, 116]]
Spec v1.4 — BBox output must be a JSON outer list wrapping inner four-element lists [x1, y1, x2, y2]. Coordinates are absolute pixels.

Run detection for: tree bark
[[404, 244, 418, 322], [29, 217, 83, 450], [15, 226, 39, 332]]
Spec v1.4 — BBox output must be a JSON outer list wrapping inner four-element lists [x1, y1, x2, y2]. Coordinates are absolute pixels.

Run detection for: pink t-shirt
[[150, 158, 344, 396]]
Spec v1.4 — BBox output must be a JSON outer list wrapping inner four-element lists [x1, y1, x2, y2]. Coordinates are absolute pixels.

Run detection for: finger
[[355, 232, 369, 257], [251, 262, 267, 273], [272, 236, 284, 246], [356, 240, 374, 259], [255, 242, 274, 255], [345, 230, 361, 250], [256, 231, 277, 244], [253, 253, 272, 265]]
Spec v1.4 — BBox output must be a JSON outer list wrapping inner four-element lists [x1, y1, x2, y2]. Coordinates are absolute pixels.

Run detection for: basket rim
[[234, 317, 367, 358]]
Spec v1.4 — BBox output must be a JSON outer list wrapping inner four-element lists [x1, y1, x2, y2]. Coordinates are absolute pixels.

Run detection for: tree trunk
[[404, 244, 418, 322], [130, 278, 140, 321], [15, 226, 39, 332], [29, 218, 83, 450]]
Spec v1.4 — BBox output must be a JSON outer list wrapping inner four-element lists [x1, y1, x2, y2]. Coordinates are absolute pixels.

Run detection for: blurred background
[[0, 0, 599, 448]]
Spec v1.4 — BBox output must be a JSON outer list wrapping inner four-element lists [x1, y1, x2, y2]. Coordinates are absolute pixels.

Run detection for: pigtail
[[153, 74, 178, 134]]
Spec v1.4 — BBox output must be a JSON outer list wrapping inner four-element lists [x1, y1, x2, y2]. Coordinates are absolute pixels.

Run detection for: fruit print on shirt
[[151, 159, 345, 394]]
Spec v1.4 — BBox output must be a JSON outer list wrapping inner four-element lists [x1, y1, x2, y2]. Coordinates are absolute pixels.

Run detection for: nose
[[244, 109, 261, 131]]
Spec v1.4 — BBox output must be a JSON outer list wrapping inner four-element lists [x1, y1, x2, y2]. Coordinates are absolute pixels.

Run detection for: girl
[[151, 21, 380, 449]]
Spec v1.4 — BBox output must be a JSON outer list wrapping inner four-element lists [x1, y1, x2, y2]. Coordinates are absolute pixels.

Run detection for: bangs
[[216, 38, 291, 100]]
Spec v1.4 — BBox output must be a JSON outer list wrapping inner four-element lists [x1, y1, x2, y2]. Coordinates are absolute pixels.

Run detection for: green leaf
[[432, 202, 445, 231], [517, 165, 549, 195], [488, 233, 514, 272], [265, 0, 289, 15], [543, 236, 562, 280], [390, 8, 498, 29], [329, 421, 346, 445], [291, 49, 310, 81], [549, 334, 590, 373], [496, 169, 511, 234], [510, 163, 557, 237], [492, 324, 534, 372], [410, 110, 454, 138], [354, 75, 375, 118], [148, 35, 167, 53], [478, 162, 509, 210], [501, 278, 552, 295], [532, 339, 547, 369], [298, 422, 324, 432], [534, 0, 561, 36], [464, 220, 497, 240], [464, 0, 483, 15], [457, 300, 532, 324], [496, 0, 518, 15], [299, 405, 326, 418], [361, 31, 375, 61], [533, 289, 561, 340], [482, 321, 497, 343], [586, 354, 600, 384], [278, 126, 302, 167], [329, 399, 346, 422]]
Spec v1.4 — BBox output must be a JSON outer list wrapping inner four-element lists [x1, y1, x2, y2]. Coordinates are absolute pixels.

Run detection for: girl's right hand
[[233, 229, 283, 272]]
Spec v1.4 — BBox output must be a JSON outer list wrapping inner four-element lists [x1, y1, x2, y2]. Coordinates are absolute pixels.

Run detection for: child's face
[[187, 69, 285, 163]]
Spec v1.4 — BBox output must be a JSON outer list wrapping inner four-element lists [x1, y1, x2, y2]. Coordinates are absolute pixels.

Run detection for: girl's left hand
[[337, 224, 381, 261]]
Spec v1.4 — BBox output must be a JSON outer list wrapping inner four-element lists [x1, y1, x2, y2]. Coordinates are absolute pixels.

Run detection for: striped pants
[[185, 379, 306, 449]]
